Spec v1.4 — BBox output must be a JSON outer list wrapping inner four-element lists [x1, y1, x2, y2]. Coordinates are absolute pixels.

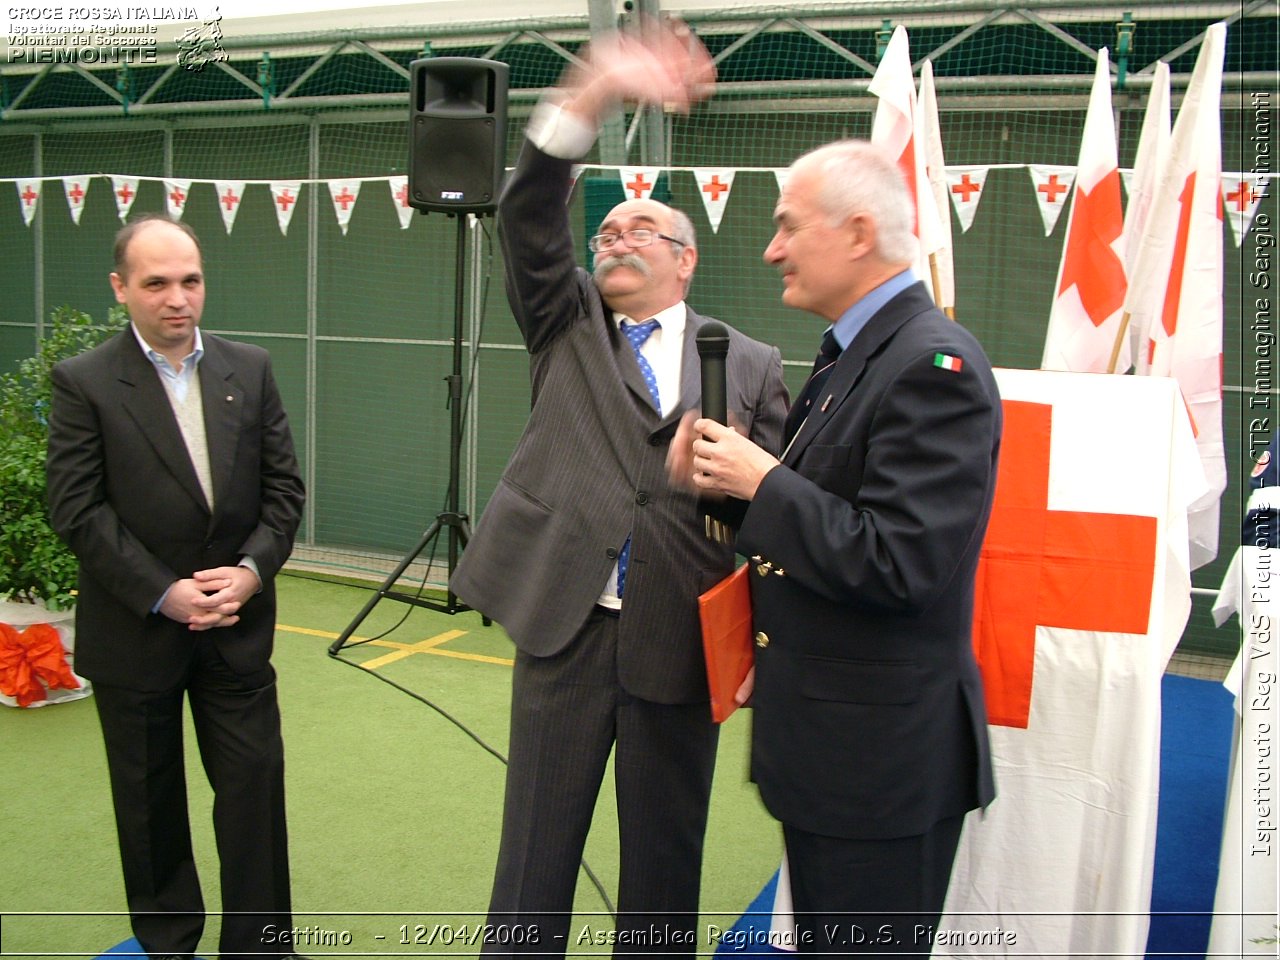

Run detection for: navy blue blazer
[[738, 282, 1000, 840]]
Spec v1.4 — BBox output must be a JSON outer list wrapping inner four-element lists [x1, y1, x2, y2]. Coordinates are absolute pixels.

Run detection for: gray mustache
[[594, 253, 652, 283]]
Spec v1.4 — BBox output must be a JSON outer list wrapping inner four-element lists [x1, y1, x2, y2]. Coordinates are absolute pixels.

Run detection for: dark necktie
[[784, 328, 841, 443], [617, 319, 661, 597]]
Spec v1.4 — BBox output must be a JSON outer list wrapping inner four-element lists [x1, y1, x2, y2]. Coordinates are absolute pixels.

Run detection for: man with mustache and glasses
[[450, 20, 787, 958]]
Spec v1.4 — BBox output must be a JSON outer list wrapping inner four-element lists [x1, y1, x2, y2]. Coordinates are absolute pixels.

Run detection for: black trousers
[[782, 814, 966, 957], [485, 608, 719, 958], [93, 632, 291, 960]]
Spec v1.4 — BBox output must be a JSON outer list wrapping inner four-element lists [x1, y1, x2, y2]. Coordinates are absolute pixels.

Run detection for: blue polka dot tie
[[622, 318, 662, 410], [617, 318, 661, 597]]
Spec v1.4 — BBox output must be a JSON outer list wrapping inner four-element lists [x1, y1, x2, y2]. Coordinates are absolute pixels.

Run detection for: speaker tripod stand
[[329, 213, 487, 656]]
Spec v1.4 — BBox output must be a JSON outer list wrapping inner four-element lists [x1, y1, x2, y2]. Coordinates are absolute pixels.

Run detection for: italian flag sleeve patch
[[934, 353, 963, 372]]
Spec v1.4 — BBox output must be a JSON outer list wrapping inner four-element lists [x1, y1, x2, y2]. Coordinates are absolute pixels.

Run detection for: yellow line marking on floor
[[276, 623, 513, 669]]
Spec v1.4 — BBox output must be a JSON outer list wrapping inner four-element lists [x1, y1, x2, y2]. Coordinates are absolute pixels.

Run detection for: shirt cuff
[[527, 98, 599, 159], [239, 556, 263, 593]]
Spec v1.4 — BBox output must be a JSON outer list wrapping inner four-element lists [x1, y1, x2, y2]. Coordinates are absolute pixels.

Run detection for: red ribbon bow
[[0, 621, 81, 708]]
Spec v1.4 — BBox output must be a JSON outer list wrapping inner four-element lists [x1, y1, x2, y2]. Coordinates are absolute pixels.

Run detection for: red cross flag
[[1124, 22, 1227, 569], [387, 176, 413, 230], [1120, 61, 1171, 369], [328, 179, 362, 235], [870, 26, 946, 301], [1222, 173, 1271, 247], [693, 168, 736, 234], [214, 180, 246, 234], [111, 176, 140, 223], [945, 166, 991, 233], [918, 60, 955, 315], [16, 179, 41, 227], [1041, 48, 1128, 374], [61, 177, 88, 225], [163, 178, 191, 221], [269, 181, 303, 236], [618, 167, 660, 203], [1027, 164, 1076, 236], [940, 367, 1206, 958]]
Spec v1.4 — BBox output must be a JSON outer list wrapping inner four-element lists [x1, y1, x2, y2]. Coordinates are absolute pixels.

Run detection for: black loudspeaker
[[408, 57, 509, 215]]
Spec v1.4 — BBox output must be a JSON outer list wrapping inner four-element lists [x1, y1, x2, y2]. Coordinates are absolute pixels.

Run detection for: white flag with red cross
[[918, 60, 955, 313], [1027, 165, 1076, 236], [111, 176, 140, 222], [869, 26, 946, 299], [388, 176, 413, 230], [1040, 48, 1128, 374], [328, 180, 361, 235], [618, 167, 660, 203], [693, 168, 736, 234], [940, 367, 1205, 959], [16, 179, 41, 226], [163, 179, 191, 221], [1222, 173, 1270, 247], [1124, 22, 1226, 570], [62, 177, 89, 224], [268, 181, 303, 236], [214, 180, 246, 234], [1121, 61, 1171, 369], [945, 166, 991, 233]]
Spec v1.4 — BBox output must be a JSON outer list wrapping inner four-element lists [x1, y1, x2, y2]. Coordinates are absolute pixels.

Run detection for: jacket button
[[606, 547, 619, 560], [754, 631, 770, 648], [635, 491, 649, 505]]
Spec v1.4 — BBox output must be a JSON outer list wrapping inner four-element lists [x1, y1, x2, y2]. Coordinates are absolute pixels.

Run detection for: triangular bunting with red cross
[[945, 166, 990, 233], [62, 177, 89, 224], [1028, 164, 1076, 236], [388, 176, 413, 230], [164, 179, 191, 220], [111, 176, 140, 222], [269, 181, 302, 236], [618, 167, 660, 202], [213, 180, 246, 234], [693, 168, 736, 233], [16, 179, 41, 226], [328, 180, 361, 235], [1222, 173, 1270, 247]]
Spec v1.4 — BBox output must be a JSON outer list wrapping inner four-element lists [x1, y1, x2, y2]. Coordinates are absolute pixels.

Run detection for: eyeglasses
[[588, 229, 686, 253]]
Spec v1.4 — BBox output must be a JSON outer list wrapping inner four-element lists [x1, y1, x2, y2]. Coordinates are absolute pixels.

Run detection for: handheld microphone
[[696, 322, 731, 542], [696, 321, 730, 427]]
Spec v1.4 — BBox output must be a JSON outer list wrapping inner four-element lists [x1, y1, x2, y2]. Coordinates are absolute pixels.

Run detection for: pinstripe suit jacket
[[450, 141, 787, 705]]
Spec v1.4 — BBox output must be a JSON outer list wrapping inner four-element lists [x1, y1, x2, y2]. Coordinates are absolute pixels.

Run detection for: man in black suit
[[46, 215, 305, 960], [676, 141, 1001, 955], [450, 22, 787, 957]]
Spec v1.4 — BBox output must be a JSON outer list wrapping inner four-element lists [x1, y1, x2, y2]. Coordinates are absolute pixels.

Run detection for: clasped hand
[[160, 565, 261, 631]]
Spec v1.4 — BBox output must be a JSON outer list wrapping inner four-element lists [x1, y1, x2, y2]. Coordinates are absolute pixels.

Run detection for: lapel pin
[[820, 395, 832, 412], [225, 395, 234, 402]]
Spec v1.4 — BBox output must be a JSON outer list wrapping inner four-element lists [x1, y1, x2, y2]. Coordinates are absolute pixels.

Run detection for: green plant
[[0, 305, 127, 610]]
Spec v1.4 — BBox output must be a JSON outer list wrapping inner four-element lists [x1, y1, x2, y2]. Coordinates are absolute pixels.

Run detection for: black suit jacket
[[450, 141, 788, 704], [739, 282, 1000, 840], [46, 329, 304, 691]]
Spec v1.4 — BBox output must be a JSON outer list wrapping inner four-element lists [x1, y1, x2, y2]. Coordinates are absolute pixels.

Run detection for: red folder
[[698, 564, 753, 723]]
